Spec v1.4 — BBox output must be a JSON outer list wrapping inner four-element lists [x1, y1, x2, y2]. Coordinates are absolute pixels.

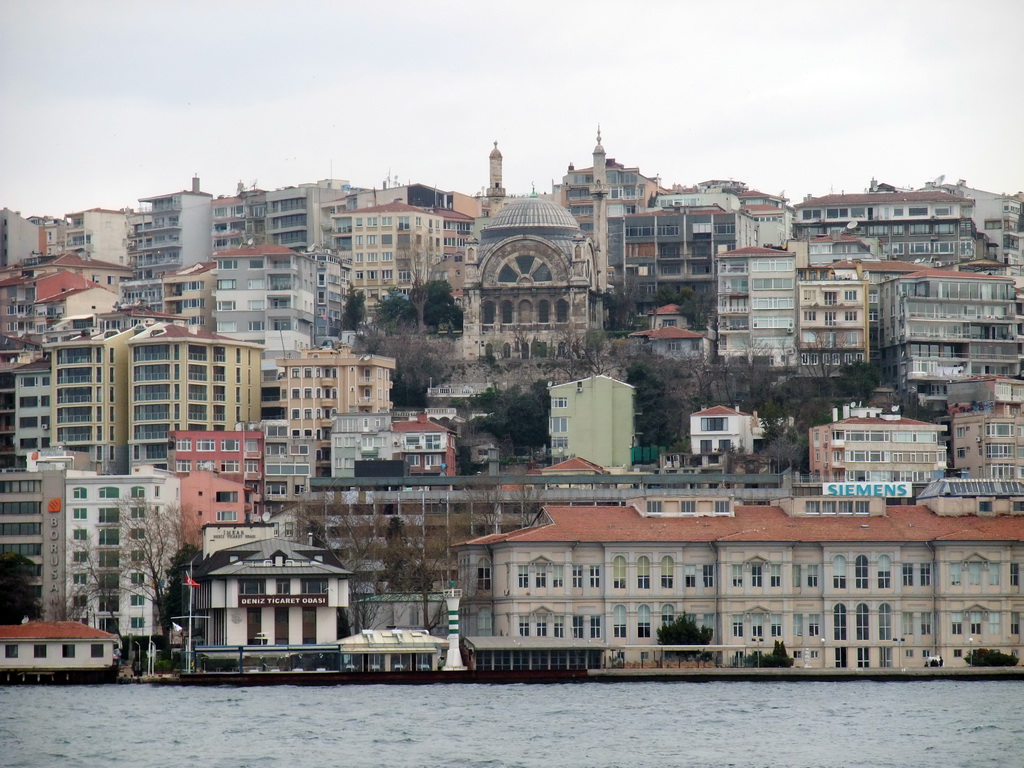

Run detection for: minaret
[[590, 127, 609, 291], [486, 141, 506, 216]]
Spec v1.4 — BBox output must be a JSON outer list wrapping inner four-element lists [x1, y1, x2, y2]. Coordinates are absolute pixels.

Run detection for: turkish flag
[[185, 575, 200, 588]]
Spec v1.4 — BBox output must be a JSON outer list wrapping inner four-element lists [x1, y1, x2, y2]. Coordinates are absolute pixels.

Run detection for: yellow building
[[162, 261, 216, 330], [796, 265, 870, 374], [327, 202, 444, 308], [277, 346, 395, 477]]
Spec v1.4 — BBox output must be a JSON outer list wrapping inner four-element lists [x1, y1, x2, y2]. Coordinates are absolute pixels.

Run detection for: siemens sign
[[822, 482, 912, 498]]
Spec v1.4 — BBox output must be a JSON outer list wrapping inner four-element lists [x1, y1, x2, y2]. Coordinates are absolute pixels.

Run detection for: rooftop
[[0, 621, 118, 641]]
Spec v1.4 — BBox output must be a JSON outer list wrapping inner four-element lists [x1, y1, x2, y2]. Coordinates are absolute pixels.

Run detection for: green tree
[[627, 358, 685, 448], [966, 648, 1019, 667], [0, 552, 39, 624], [375, 290, 416, 331], [473, 381, 551, 454], [657, 614, 713, 645], [423, 280, 463, 331], [342, 285, 366, 331], [834, 361, 881, 402]]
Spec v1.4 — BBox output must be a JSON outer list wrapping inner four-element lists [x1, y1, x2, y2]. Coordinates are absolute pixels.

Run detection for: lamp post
[[968, 636, 974, 666], [821, 636, 827, 669], [752, 636, 763, 668], [893, 637, 904, 671]]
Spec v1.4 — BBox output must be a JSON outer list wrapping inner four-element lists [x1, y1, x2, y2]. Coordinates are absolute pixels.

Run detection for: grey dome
[[484, 197, 579, 233]]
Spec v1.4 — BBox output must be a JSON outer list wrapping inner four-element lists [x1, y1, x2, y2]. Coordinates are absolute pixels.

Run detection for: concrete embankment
[[588, 666, 1024, 683]]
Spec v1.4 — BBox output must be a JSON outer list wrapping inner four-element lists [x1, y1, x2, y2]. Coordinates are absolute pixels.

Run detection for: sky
[[2, 0, 1023, 216]]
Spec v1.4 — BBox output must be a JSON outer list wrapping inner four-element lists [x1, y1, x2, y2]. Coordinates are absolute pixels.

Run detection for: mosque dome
[[482, 196, 580, 235]]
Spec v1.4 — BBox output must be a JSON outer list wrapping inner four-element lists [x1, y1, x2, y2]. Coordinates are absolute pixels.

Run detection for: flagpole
[[188, 563, 194, 674]]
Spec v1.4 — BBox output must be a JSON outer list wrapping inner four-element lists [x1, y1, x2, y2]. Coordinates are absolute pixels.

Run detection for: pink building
[[393, 414, 457, 476], [169, 429, 264, 516], [179, 469, 253, 535]]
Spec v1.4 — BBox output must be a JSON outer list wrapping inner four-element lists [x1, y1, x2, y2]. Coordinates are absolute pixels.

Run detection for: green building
[[548, 375, 635, 469]]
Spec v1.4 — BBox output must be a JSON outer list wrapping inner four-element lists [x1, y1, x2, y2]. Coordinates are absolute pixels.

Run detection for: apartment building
[[124, 178, 213, 307], [795, 267, 869, 373], [169, 428, 265, 515], [558, 155, 662, 236], [65, 467, 180, 636], [277, 347, 395, 477], [161, 261, 216, 330], [210, 187, 270, 252], [948, 377, 1024, 480], [828, 259, 921, 360], [311, 250, 347, 344], [265, 179, 349, 251], [330, 412, 395, 478], [793, 187, 979, 266], [928, 180, 1022, 269], [0, 251, 134, 288], [327, 201, 445, 307], [261, 420, 315, 513], [549, 375, 634, 469], [458, 497, 1024, 667], [212, 244, 317, 357], [0, 208, 45, 266], [877, 270, 1017, 407], [716, 246, 796, 366], [611, 208, 759, 313], [64, 208, 130, 265], [689, 406, 765, 468], [13, 358, 51, 464], [393, 413, 456, 476], [126, 324, 263, 469], [809, 405, 946, 482]]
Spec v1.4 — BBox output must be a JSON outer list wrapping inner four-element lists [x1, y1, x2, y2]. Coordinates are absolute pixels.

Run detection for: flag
[[172, 622, 183, 632], [185, 575, 199, 588]]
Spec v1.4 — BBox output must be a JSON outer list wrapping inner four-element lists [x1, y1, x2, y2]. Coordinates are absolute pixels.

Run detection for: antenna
[[846, 220, 858, 230]]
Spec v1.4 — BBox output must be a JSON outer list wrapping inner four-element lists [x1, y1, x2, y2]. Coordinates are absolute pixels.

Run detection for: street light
[[752, 636, 764, 668], [968, 637, 974, 666], [893, 637, 904, 671]]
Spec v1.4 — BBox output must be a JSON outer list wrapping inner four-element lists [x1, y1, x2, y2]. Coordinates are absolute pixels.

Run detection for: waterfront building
[[0, 622, 119, 683], [64, 467, 180, 636], [548, 375, 634, 469], [457, 489, 1024, 668], [808, 404, 946, 483], [0, 469, 69, 620], [191, 526, 350, 646]]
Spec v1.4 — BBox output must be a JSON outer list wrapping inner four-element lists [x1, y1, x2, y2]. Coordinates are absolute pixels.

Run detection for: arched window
[[856, 603, 870, 640], [661, 604, 675, 627], [477, 606, 493, 636], [484, 343, 493, 359], [660, 555, 674, 589], [613, 605, 627, 638], [500, 301, 513, 324], [482, 301, 495, 325], [556, 299, 569, 323], [538, 300, 550, 324], [613, 555, 627, 589], [518, 299, 533, 323], [855, 555, 869, 589], [501, 343, 511, 359], [877, 555, 892, 589], [878, 603, 892, 640], [497, 255, 552, 283], [637, 556, 651, 589], [833, 555, 847, 589], [833, 603, 847, 640], [476, 558, 491, 591], [557, 341, 567, 357], [637, 604, 651, 639]]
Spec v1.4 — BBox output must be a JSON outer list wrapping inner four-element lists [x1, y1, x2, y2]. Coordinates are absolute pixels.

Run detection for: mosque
[[459, 135, 609, 360]]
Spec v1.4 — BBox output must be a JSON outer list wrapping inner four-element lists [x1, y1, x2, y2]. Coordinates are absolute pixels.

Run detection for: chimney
[[192, 176, 201, 194]]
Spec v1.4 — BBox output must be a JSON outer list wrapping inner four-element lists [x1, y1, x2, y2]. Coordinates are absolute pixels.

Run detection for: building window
[[613, 605, 627, 638], [612, 556, 626, 589], [5, 644, 18, 658], [807, 564, 819, 588], [476, 559, 491, 591], [589, 566, 601, 589], [684, 564, 696, 589], [517, 565, 529, 589], [637, 605, 651, 639], [732, 564, 743, 588], [855, 555, 868, 589], [750, 563, 763, 588], [833, 556, 847, 589], [920, 563, 931, 586], [770, 564, 781, 588], [833, 604, 847, 641], [902, 563, 914, 587], [856, 603, 870, 640], [660, 556, 674, 589], [62, 644, 76, 658], [732, 615, 744, 638], [572, 566, 583, 589], [572, 616, 584, 639], [34, 644, 46, 659], [877, 556, 892, 589], [637, 556, 651, 590], [703, 564, 715, 588], [534, 564, 547, 589]]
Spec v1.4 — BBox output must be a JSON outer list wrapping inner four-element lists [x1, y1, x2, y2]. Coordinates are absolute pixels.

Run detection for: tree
[[0, 552, 39, 624], [966, 648, 1019, 667], [342, 285, 366, 331], [657, 614, 713, 645], [358, 331, 454, 408], [118, 498, 185, 638], [398, 237, 443, 333], [423, 280, 463, 332], [375, 289, 416, 331], [161, 543, 200, 637], [473, 381, 551, 454]]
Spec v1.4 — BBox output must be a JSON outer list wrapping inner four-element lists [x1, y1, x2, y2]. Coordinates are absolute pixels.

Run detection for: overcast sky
[[3, 0, 1023, 216]]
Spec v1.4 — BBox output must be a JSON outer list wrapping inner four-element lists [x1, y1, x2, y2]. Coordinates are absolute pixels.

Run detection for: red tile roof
[[463, 505, 1024, 546], [649, 304, 680, 315], [534, 456, 608, 474], [796, 190, 973, 207], [166, 261, 216, 276], [692, 405, 746, 416], [392, 414, 453, 433], [630, 327, 704, 340], [130, 324, 260, 344], [49, 253, 132, 271], [0, 621, 118, 640]]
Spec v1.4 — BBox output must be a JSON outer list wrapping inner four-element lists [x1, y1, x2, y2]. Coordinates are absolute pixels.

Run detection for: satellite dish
[[261, 511, 271, 523], [246, 238, 254, 246], [891, 405, 899, 412], [846, 220, 858, 230]]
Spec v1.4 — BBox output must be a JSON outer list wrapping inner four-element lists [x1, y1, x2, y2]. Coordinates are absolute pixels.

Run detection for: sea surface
[[2, 680, 1022, 768]]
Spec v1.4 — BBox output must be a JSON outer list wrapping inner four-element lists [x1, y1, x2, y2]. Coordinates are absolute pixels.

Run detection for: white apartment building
[[64, 208, 130, 265], [717, 246, 796, 366]]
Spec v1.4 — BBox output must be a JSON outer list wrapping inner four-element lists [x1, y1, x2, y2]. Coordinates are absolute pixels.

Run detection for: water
[[2, 681, 1022, 768]]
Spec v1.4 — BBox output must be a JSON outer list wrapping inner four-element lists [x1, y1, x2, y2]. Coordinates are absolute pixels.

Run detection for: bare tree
[[397, 235, 442, 333], [67, 532, 122, 633], [118, 497, 185, 636]]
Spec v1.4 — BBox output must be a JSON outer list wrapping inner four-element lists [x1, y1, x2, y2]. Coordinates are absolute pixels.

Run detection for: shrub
[[967, 648, 1019, 667]]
